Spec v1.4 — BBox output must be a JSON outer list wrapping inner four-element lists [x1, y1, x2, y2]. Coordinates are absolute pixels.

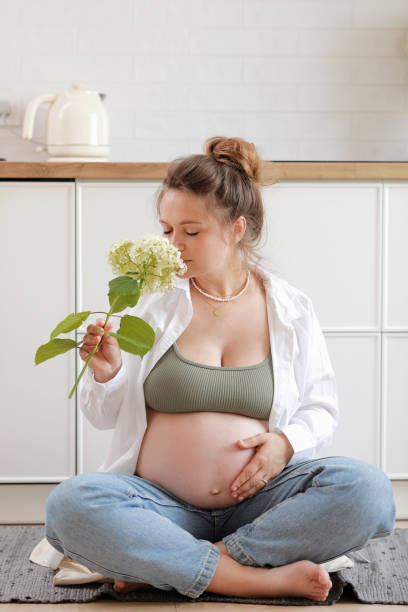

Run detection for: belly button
[[210, 488, 220, 495]]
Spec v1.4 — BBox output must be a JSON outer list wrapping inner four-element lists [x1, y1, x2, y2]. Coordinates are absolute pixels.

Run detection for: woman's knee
[[325, 457, 396, 536], [46, 472, 107, 526]]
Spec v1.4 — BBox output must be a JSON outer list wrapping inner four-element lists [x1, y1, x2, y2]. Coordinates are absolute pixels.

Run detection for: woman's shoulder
[[255, 264, 312, 316]]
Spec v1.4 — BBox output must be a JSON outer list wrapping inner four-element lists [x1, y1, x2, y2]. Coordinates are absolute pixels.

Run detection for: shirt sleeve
[[78, 352, 129, 430], [275, 299, 339, 457]]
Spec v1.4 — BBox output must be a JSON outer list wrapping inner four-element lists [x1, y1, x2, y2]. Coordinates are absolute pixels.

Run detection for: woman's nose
[[170, 233, 184, 251]]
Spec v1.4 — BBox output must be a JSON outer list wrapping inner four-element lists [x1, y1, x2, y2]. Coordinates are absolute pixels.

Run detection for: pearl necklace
[[191, 270, 251, 316]]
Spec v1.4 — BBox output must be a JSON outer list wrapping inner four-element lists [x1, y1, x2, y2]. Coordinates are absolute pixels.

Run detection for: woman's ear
[[233, 216, 247, 244]]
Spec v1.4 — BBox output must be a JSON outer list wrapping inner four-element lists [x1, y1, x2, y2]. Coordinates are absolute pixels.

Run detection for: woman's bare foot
[[209, 543, 333, 602], [113, 580, 151, 593], [262, 560, 332, 601]]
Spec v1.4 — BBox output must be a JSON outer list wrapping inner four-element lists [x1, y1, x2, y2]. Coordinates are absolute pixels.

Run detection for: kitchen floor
[[3, 520, 408, 611]]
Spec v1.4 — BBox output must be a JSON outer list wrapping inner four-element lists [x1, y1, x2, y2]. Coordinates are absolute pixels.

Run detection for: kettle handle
[[22, 93, 57, 141]]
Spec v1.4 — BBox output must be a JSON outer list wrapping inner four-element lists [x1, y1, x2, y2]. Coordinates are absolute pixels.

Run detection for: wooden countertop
[[1, 161, 408, 181]]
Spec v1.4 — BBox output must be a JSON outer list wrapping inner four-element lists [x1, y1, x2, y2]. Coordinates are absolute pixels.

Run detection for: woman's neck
[[191, 264, 250, 299]]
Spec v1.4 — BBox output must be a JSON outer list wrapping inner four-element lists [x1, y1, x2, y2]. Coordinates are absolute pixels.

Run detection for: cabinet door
[[317, 334, 381, 467], [261, 182, 382, 330], [76, 180, 161, 473], [0, 182, 76, 482]]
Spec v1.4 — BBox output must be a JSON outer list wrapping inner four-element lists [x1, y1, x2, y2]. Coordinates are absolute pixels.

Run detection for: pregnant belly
[[135, 407, 269, 509]]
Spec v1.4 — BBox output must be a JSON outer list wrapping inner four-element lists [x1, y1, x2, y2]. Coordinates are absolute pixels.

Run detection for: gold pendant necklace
[[193, 287, 225, 316], [206, 298, 229, 317], [198, 293, 224, 316]]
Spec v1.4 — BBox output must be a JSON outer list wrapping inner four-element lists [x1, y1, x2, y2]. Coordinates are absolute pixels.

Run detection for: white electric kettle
[[22, 84, 109, 161]]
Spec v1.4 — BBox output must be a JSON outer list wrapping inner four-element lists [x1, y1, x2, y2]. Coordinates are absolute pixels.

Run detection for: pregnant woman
[[45, 136, 395, 601]]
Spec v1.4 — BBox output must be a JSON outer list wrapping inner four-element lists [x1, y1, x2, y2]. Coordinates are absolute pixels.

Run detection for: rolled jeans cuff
[[222, 533, 257, 566], [184, 544, 220, 599]]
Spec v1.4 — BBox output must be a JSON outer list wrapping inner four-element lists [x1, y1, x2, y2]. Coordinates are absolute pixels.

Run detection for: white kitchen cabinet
[[1, 177, 406, 521], [0, 182, 76, 483]]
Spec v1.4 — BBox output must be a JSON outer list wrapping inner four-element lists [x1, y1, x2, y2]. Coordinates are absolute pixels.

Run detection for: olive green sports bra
[[143, 342, 274, 420]]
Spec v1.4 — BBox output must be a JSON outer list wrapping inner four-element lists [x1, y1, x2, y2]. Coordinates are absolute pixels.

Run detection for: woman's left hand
[[230, 432, 294, 501]]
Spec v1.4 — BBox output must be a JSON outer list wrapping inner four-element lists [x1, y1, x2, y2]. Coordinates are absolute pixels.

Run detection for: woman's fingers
[[80, 320, 117, 357], [84, 320, 114, 344], [233, 468, 266, 500]]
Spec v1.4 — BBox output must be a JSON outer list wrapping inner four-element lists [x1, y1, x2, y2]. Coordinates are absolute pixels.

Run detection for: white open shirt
[[79, 265, 339, 473]]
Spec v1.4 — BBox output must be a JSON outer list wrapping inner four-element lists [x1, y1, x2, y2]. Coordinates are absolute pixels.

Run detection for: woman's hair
[[155, 136, 275, 273]]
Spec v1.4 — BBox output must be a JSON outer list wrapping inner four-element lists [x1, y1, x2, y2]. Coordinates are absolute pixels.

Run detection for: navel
[[210, 488, 220, 495]]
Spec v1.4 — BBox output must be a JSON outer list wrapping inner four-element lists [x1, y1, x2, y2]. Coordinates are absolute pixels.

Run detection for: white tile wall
[[1, 0, 408, 162]]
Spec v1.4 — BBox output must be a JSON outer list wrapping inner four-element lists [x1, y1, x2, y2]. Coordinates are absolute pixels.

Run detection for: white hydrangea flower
[[107, 234, 187, 294]]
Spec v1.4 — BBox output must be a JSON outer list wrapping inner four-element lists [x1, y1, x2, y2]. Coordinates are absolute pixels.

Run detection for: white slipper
[[29, 537, 111, 585]]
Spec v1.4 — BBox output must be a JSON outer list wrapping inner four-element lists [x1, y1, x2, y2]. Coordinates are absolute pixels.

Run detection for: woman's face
[[159, 188, 238, 279]]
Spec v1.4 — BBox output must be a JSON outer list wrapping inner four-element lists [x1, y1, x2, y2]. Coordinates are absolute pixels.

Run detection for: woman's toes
[[315, 566, 332, 599], [113, 580, 128, 592], [318, 565, 332, 587], [113, 580, 150, 593]]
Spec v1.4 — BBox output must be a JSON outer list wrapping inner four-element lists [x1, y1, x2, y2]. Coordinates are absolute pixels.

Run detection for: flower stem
[[68, 296, 121, 399], [91, 311, 122, 318], [68, 343, 98, 399]]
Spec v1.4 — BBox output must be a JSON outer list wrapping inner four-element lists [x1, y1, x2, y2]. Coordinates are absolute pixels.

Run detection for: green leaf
[[35, 338, 80, 365], [50, 311, 91, 339], [108, 276, 140, 313], [109, 276, 140, 295], [109, 276, 140, 296], [108, 294, 139, 314], [108, 314, 155, 357]]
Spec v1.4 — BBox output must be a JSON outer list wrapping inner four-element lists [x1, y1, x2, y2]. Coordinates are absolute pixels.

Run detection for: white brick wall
[[1, 0, 408, 162]]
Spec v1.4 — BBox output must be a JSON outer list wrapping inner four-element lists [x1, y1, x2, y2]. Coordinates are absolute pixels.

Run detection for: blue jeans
[[45, 455, 395, 599]]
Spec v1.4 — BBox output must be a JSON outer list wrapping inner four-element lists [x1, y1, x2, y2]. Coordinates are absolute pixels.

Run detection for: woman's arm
[[79, 351, 129, 430]]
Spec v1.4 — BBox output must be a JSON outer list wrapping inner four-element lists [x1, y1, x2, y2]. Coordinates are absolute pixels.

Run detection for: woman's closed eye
[[163, 230, 199, 236]]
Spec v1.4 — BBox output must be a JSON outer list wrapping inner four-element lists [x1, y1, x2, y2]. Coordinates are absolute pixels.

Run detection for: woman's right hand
[[79, 317, 122, 383]]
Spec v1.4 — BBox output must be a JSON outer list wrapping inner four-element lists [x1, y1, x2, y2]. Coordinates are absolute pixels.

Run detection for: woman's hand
[[230, 432, 294, 502], [79, 317, 122, 383]]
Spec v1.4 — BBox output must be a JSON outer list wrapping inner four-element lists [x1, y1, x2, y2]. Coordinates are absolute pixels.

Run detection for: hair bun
[[205, 136, 261, 184]]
